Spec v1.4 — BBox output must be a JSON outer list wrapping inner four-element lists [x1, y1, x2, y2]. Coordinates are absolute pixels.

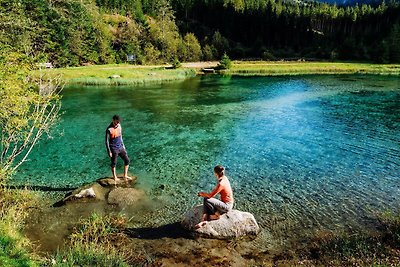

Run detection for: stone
[[97, 176, 137, 187], [107, 187, 145, 207], [63, 182, 107, 202], [74, 187, 95, 198], [181, 206, 260, 239]]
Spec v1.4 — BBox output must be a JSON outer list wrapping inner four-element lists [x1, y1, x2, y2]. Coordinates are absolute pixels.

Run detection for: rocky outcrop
[[181, 205, 260, 239], [57, 176, 142, 207]]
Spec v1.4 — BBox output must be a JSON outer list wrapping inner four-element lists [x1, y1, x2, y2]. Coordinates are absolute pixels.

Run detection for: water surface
[[15, 75, 400, 245]]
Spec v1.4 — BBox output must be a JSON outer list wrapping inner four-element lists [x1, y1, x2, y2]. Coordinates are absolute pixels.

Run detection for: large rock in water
[[56, 176, 140, 207], [181, 206, 260, 239], [107, 187, 145, 208]]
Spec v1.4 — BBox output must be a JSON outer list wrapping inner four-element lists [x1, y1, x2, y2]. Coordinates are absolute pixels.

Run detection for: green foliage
[[219, 53, 232, 69], [1, 0, 400, 67], [0, 47, 62, 180], [171, 58, 182, 68], [202, 44, 216, 61], [50, 213, 129, 266], [388, 23, 400, 63], [0, 189, 40, 267], [180, 33, 202, 62], [143, 43, 161, 64], [211, 31, 230, 59], [51, 245, 129, 267], [148, 0, 181, 62]]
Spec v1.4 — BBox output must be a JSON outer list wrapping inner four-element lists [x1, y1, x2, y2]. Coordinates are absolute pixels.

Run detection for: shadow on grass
[[125, 222, 192, 240]]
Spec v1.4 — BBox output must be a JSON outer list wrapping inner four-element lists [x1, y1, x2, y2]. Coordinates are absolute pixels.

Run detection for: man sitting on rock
[[196, 165, 234, 228]]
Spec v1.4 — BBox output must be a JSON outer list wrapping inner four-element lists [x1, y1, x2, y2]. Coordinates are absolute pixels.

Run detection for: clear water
[[14, 75, 400, 243]]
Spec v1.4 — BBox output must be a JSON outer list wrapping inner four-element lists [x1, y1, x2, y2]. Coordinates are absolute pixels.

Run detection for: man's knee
[[123, 157, 130, 166]]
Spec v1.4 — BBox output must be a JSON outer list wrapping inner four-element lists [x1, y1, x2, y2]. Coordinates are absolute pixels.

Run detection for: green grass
[[34, 64, 196, 86], [0, 189, 40, 267], [50, 244, 129, 267], [50, 213, 128, 266], [224, 60, 400, 76], [34, 61, 400, 86]]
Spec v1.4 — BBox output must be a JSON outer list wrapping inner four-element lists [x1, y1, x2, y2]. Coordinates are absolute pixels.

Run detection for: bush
[[218, 53, 232, 69], [171, 58, 182, 69], [202, 44, 216, 61]]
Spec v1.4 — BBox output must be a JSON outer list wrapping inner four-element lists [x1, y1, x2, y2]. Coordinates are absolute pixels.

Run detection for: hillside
[[0, 0, 399, 66]]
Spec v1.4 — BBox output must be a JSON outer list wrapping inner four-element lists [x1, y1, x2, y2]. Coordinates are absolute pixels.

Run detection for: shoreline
[[35, 61, 400, 86], [13, 188, 400, 266]]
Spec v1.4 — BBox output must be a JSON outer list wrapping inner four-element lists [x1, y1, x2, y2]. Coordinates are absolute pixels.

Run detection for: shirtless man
[[105, 115, 131, 182]]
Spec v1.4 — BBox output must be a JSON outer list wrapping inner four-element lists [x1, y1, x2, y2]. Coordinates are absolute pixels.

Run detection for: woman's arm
[[198, 183, 222, 198]]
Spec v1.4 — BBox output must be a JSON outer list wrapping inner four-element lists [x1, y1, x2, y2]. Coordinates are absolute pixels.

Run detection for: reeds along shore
[[34, 61, 400, 86]]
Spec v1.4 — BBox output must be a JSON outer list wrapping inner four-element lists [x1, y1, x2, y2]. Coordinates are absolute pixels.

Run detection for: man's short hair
[[112, 115, 121, 122]]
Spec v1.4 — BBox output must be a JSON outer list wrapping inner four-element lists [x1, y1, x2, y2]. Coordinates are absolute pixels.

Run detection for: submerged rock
[[181, 206, 260, 239], [107, 187, 145, 208]]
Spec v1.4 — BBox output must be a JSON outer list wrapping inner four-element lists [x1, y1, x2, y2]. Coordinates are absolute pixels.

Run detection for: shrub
[[218, 53, 232, 69], [171, 58, 182, 69]]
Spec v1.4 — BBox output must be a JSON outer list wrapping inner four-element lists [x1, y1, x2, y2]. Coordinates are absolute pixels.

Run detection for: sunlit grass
[[49, 213, 153, 267], [0, 189, 41, 267], [33, 61, 400, 86], [34, 64, 196, 85], [225, 61, 400, 76]]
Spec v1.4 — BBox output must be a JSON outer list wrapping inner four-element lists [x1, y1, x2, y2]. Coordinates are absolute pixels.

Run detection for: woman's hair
[[214, 165, 225, 178]]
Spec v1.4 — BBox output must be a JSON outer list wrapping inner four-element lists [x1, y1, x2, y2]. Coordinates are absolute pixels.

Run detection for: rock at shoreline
[[63, 182, 107, 202], [97, 176, 137, 187], [181, 206, 260, 239], [56, 175, 140, 207], [107, 187, 145, 207]]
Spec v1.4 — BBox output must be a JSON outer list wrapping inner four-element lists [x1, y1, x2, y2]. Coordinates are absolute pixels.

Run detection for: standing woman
[[196, 165, 234, 228]]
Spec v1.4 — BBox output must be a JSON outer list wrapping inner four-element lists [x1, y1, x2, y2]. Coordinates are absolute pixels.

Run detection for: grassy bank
[[224, 61, 400, 76], [35, 61, 400, 86], [222, 61, 400, 76], [0, 189, 40, 267], [35, 64, 197, 86]]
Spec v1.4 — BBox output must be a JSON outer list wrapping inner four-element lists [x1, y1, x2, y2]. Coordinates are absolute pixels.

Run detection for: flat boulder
[[107, 187, 145, 208], [97, 176, 137, 187], [181, 206, 260, 239]]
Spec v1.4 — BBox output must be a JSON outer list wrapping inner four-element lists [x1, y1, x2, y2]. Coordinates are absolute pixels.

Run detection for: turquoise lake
[[14, 75, 400, 243]]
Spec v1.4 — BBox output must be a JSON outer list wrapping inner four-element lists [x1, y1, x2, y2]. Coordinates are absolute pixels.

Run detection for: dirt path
[[182, 61, 219, 69]]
